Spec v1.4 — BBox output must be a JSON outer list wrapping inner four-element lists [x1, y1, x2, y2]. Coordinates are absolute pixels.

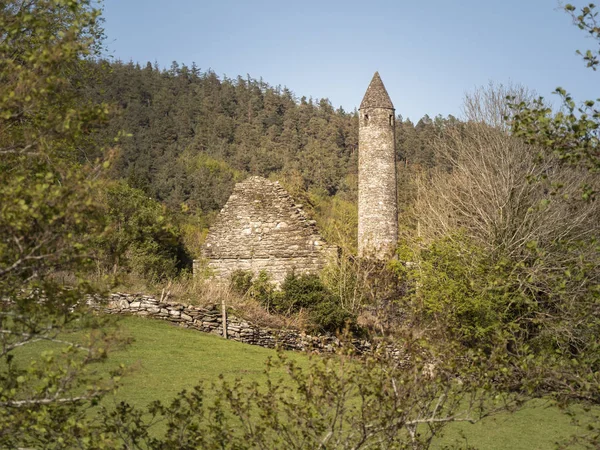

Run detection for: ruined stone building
[[358, 72, 398, 259], [196, 72, 398, 283], [197, 176, 337, 285]]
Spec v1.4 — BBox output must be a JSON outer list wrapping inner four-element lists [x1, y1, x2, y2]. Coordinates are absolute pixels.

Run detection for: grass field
[[13, 315, 588, 448], [99, 315, 306, 408]]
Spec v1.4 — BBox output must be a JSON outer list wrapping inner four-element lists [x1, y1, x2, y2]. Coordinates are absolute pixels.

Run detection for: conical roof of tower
[[359, 71, 394, 110]]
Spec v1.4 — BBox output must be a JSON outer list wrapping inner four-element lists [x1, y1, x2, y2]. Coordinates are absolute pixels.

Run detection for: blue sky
[[101, 0, 598, 121]]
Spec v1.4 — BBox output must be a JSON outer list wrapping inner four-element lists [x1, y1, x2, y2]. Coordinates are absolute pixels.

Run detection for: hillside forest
[[84, 59, 452, 268], [1, 0, 599, 448]]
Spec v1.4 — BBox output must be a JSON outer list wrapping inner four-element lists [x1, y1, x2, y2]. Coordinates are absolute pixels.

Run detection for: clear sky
[[100, 0, 598, 121]]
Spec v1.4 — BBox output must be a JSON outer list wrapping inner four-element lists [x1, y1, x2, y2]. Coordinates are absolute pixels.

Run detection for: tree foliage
[[400, 79, 600, 401], [0, 1, 125, 447], [96, 181, 191, 280], [503, 3, 600, 446], [82, 58, 445, 231]]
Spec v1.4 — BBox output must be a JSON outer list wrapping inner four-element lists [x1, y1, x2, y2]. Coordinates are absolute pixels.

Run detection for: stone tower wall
[[358, 104, 398, 258], [197, 176, 337, 285]]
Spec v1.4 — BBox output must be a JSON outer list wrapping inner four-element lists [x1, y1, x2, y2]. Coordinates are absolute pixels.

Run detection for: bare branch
[[0, 394, 99, 408]]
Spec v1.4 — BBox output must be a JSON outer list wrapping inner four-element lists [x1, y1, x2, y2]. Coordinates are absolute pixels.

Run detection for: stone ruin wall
[[106, 292, 351, 352], [196, 176, 337, 285], [104, 292, 405, 359]]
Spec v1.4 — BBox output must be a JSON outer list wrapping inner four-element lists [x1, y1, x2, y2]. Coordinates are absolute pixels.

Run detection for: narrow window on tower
[[364, 114, 369, 124], [389, 115, 393, 126]]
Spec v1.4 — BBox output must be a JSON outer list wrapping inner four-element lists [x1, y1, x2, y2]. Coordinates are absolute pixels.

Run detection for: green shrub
[[97, 181, 191, 280], [229, 271, 358, 334], [394, 235, 526, 350], [279, 273, 357, 334], [248, 271, 280, 312], [309, 297, 357, 335], [278, 272, 330, 311], [230, 270, 280, 312], [230, 270, 254, 295]]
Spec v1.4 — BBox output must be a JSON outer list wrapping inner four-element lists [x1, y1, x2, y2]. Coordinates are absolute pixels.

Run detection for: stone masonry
[[196, 176, 337, 284], [358, 72, 398, 259], [103, 292, 405, 360]]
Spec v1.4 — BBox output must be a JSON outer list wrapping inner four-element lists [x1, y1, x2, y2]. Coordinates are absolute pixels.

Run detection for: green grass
[[9, 315, 591, 448], [99, 316, 304, 409], [436, 399, 587, 449], [106, 317, 590, 449]]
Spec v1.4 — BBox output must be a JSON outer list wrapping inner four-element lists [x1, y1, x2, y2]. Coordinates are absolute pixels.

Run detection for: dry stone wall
[[197, 176, 337, 285], [105, 292, 404, 358]]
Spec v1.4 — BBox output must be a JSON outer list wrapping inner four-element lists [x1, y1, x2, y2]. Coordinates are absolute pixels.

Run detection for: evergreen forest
[[85, 59, 454, 257]]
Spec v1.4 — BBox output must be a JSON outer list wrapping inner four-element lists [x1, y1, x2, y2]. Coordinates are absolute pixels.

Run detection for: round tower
[[358, 72, 398, 259]]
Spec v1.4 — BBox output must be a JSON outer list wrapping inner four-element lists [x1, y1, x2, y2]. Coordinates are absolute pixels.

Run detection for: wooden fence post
[[221, 298, 228, 339]]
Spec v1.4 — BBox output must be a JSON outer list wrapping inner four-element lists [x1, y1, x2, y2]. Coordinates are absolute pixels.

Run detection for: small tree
[[96, 180, 190, 280], [0, 1, 125, 447], [507, 3, 600, 446]]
